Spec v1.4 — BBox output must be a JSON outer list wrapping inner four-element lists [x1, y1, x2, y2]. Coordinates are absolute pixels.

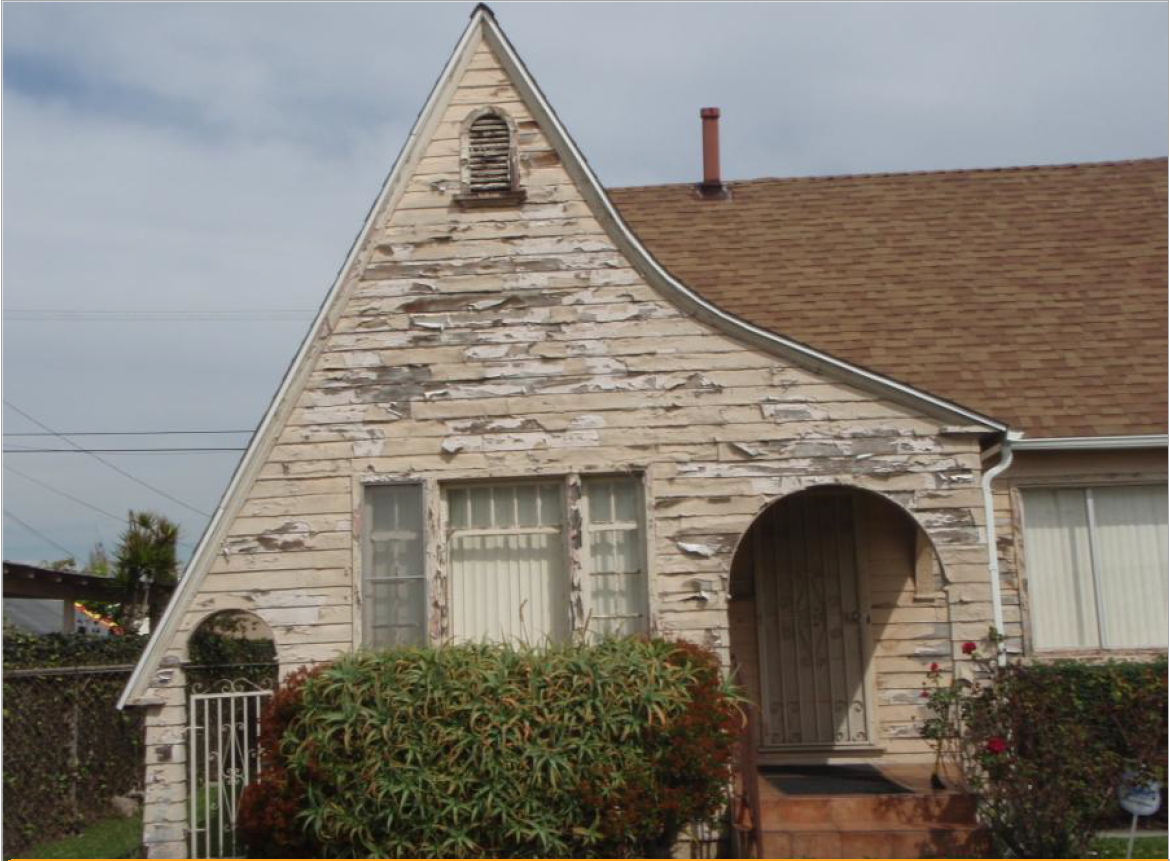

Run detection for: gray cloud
[[3, 2, 1165, 564]]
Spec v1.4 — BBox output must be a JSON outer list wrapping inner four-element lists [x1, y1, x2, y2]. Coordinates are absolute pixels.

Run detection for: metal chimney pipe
[[700, 107, 724, 197]]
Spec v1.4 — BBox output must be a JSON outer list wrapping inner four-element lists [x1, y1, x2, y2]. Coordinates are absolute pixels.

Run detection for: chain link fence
[[2, 664, 144, 858]]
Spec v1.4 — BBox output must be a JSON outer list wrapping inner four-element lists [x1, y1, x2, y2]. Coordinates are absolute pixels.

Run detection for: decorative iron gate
[[188, 680, 273, 859]]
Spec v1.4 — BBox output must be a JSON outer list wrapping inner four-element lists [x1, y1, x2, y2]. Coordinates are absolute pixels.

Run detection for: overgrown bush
[[2, 627, 149, 668], [923, 632, 1168, 858], [238, 638, 743, 858]]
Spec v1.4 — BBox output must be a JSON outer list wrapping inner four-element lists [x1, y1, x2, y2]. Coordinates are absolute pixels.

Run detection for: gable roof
[[609, 159, 1169, 439]]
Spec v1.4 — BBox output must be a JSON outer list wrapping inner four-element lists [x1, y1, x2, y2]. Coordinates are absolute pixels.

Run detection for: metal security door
[[754, 491, 872, 749], [188, 682, 272, 858]]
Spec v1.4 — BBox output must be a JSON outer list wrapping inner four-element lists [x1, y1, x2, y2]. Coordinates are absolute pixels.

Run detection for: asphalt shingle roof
[[609, 158, 1168, 438]]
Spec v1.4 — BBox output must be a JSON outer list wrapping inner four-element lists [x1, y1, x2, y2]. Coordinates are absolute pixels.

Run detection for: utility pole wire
[[4, 448, 247, 454], [5, 465, 129, 524], [4, 465, 198, 550], [4, 509, 77, 559], [4, 429, 255, 437], [3, 401, 211, 518]]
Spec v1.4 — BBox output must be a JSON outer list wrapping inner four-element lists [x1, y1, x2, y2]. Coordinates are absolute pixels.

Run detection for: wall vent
[[467, 113, 512, 193]]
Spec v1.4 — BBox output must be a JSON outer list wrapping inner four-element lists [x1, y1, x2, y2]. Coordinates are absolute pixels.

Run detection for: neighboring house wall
[[134, 36, 1000, 858], [994, 448, 1168, 660]]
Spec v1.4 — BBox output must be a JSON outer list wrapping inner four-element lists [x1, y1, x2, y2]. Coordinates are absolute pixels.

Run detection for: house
[[118, 6, 1167, 858]]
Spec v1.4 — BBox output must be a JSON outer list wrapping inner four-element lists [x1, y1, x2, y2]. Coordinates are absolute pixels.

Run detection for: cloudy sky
[[3, 2, 1166, 567]]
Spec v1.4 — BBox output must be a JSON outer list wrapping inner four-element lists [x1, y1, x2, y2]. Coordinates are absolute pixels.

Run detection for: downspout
[[980, 430, 1024, 665]]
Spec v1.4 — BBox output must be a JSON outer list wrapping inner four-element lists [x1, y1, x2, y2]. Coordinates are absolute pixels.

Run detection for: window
[[447, 482, 568, 644], [583, 477, 648, 637], [363, 484, 426, 647], [442, 476, 648, 645], [1021, 485, 1168, 649]]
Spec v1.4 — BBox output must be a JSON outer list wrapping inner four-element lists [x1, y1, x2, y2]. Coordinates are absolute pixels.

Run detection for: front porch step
[[761, 825, 984, 859], [758, 791, 977, 828], [752, 768, 984, 859]]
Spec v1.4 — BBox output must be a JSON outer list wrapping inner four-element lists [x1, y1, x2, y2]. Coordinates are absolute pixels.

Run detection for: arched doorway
[[729, 485, 948, 756], [184, 610, 277, 859]]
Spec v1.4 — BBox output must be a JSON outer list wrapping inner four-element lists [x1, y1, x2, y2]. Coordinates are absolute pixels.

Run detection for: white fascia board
[[479, 15, 1007, 435], [117, 14, 487, 710], [1012, 434, 1169, 451]]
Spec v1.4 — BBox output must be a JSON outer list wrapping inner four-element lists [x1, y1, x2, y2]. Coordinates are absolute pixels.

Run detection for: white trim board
[[119, 6, 1007, 708]]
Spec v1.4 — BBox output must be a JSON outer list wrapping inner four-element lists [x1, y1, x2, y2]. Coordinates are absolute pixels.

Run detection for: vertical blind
[[447, 483, 568, 644], [1022, 484, 1168, 649], [364, 484, 426, 648]]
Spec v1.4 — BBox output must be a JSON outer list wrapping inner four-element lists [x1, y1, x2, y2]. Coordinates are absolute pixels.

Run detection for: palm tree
[[114, 511, 179, 633]]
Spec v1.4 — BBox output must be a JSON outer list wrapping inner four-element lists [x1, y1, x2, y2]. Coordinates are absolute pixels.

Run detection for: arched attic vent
[[456, 108, 526, 208]]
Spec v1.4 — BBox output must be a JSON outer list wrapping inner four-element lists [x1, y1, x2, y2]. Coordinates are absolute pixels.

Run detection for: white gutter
[[980, 430, 1024, 664], [1011, 434, 1168, 451]]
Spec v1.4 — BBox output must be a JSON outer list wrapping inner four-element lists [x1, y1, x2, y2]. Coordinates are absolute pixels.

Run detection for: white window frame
[[442, 478, 571, 644], [361, 481, 428, 649], [579, 475, 650, 639], [1019, 481, 1168, 652]]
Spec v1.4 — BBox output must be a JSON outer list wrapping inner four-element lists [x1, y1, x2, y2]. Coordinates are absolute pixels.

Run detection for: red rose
[[962, 641, 978, 655], [920, 690, 930, 698], [929, 662, 940, 673], [986, 736, 1008, 754]]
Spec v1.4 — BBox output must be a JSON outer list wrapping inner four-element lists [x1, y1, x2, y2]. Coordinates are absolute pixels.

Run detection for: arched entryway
[[183, 610, 278, 859], [729, 485, 949, 758]]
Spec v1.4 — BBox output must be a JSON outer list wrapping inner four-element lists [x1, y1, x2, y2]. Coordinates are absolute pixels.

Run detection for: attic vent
[[467, 114, 513, 192]]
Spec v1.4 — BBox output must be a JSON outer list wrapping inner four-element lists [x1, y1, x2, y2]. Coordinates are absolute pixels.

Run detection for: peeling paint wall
[[138, 39, 995, 857]]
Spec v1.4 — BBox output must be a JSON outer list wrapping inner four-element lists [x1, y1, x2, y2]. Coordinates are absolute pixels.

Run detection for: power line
[[5, 451, 248, 458], [4, 429, 255, 437], [4, 465, 198, 549], [4, 509, 76, 559], [5, 465, 130, 524], [3, 401, 211, 518], [5, 310, 313, 322]]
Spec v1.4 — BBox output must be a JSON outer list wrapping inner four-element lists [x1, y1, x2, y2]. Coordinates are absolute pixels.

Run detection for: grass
[[1090, 835, 1170, 859], [18, 813, 142, 859]]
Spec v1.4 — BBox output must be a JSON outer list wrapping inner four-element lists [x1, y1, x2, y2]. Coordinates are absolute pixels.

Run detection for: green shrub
[[923, 632, 1168, 858], [237, 638, 743, 858], [2, 628, 149, 669]]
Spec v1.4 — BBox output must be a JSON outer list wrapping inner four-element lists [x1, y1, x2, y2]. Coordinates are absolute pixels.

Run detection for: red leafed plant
[[236, 665, 326, 858]]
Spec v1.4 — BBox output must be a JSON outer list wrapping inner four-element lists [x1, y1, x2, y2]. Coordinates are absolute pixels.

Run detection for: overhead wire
[[4, 465, 198, 549], [4, 509, 77, 558], [3, 401, 212, 517], [4, 429, 254, 437], [5, 451, 248, 458]]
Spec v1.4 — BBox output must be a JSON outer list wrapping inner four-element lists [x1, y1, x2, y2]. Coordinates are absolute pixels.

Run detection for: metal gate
[[188, 680, 272, 858], [754, 491, 874, 749]]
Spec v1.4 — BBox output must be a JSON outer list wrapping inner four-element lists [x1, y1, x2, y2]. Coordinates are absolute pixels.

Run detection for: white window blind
[[583, 477, 647, 637], [447, 483, 568, 644], [1022, 485, 1168, 649], [364, 484, 426, 648]]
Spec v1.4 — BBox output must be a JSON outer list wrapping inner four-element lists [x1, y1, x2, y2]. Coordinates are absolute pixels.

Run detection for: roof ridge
[[607, 156, 1169, 193]]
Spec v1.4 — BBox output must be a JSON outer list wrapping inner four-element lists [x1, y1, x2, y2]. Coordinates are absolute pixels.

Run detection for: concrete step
[[758, 791, 978, 829]]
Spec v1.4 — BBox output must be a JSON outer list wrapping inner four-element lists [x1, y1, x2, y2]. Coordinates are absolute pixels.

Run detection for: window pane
[[1022, 488, 1098, 649], [584, 477, 646, 638], [370, 578, 426, 648], [448, 483, 568, 644], [1092, 486, 1169, 648], [364, 484, 425, 647]]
